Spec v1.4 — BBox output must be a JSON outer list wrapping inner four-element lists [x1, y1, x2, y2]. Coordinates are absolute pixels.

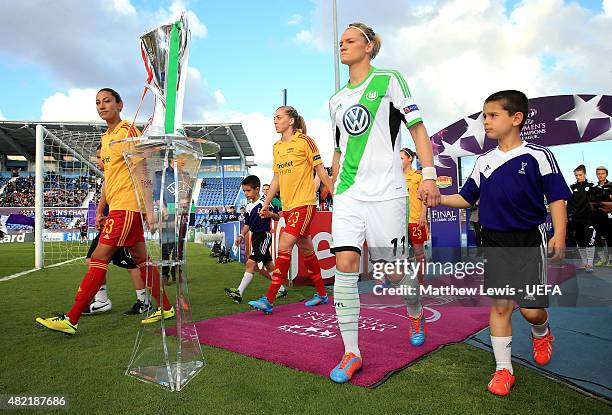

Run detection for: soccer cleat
[[305, 293, 328, 307], [224, 287, 243, 304], [36, 314, 78, 335], [594, 258, 608, 267], [487, 368, 515, 396], [276, 288, 288, 300], [124, 299, 153, 315], [408, 310, 427, 347], [329, 352, 363, 383], [82, 299, 112, 315], [532, 327, 554, 365], [584, 265, 594, 273], [141, 306, 175, 324], [248, 296, 273, 314]]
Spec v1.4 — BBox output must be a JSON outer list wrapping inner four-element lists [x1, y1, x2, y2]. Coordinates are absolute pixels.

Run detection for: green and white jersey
[[329, 67, 423, 201]]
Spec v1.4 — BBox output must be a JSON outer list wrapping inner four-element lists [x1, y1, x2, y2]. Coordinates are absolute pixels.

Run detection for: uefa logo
[[343, 104, 371, 136]]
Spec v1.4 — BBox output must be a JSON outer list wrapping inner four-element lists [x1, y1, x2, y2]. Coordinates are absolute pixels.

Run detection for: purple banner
[[430, 94, 612, 259], [6, 214, 34, 227]]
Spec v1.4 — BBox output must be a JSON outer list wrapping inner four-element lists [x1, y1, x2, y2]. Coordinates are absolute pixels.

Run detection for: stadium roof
[[0, 121, 254, 161]]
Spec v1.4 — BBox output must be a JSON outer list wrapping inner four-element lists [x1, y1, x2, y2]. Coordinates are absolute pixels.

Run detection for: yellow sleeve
[[303, 135, 322, 168]]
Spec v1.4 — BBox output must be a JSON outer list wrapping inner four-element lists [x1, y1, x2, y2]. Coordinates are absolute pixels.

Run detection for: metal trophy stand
[[123, 136, 219, 391]]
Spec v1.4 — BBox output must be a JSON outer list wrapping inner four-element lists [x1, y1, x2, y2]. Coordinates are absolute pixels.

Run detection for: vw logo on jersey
[[342, 104, 371, 136]]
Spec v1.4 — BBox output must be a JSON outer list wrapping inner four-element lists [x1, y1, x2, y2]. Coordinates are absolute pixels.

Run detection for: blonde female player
[[328, 23, 441, 382], [36, 88, 173, 335], [400, 148, 429, 285], [248, 106, 335, 314]]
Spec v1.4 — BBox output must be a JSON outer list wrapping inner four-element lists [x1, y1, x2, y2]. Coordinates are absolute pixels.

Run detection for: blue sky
[[0, 0, 610, 184]]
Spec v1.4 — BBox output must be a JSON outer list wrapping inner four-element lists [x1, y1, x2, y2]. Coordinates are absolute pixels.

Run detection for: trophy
[[121, 13, 220, 391]]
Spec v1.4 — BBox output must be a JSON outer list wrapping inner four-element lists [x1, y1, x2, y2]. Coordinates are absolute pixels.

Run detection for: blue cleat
[[329, 352, 362, 383], [248, 296, 273, 314], [408, 310, 427, 347], [305, 293, 329, 307]]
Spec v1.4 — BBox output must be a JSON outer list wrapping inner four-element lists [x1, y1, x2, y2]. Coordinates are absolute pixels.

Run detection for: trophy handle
[[145, 83, 166, 107]]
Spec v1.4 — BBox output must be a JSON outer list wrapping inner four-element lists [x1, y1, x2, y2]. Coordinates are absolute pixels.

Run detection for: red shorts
[[282, 205, 316, 238], [99, 210, 145, 247], [408, 223, 428, 246]]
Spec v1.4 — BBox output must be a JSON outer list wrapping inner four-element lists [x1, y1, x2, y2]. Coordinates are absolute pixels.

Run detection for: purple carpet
[[171, 301, 490, 387], [170, 264, 575, 387]]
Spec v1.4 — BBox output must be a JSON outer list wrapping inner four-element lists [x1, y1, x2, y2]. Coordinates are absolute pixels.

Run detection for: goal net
[[34, 125, 104, 268]]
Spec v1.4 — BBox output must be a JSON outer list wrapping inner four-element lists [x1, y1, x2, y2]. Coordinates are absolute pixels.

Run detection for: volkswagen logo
[[342, 104, 371, 136]]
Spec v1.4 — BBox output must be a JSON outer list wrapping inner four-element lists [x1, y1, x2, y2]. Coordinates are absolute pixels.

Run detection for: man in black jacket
[[567, 165, 596, 272]]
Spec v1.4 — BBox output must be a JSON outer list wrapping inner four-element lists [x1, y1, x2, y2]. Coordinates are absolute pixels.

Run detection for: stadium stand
[[197, 177, 243, 206]]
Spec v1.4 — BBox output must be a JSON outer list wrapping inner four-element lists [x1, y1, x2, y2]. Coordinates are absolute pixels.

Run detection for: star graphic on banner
[[555, 95, 609, 138], [458, 113, 487, 149], [437, 138, 476, 165]]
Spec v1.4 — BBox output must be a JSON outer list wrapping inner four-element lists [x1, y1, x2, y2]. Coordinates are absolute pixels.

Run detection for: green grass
[[0, 243, 610, 415]]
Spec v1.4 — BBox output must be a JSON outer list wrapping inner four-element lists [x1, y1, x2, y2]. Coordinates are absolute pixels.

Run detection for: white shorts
[[331, 193, 407, 262]]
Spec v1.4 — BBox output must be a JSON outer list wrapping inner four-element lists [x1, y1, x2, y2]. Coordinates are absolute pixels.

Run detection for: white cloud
[[40, 89, 100, 122], [287, 13, 303, 25], [298, 0, 612, 133], [0, 1, 216, 123], [604, 0, 612, 16], [294, 30, 314, 44], [213, 90, 226, 107], [0, 109, 5, 120]]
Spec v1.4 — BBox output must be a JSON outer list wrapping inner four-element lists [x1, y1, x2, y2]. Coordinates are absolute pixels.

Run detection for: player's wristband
[[422, 166, 437, 181]]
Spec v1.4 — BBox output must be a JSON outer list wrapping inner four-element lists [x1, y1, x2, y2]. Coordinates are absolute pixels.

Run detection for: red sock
[[138, 260, 172, 310], [66, 259, 108, 324], [266, 250, 291, 303], [303, 252, 327, 297]]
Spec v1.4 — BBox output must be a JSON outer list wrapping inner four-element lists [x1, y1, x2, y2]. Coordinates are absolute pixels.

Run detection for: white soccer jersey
[[329, 67, 423, 201]]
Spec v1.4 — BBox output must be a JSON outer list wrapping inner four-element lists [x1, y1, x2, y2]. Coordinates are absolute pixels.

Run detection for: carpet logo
[[277, 311, 398, 340]]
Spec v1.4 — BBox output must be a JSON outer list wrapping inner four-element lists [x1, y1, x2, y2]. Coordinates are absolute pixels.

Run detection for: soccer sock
[[137, 260, 172, 310], [334, 270, 361, 357], [303, 252, 327, 297], [578, 248, 587, 266], [391, 272, 422, 318], [135, 288, 147, 303], [66, 259, 108, 324], [586, 246, 595, 267], [94, 283, 109, 303], [266, 250, 291, 303], [491, 335, 513, 374], [238, 272, 254, 295], [530, 312, 549, 337]]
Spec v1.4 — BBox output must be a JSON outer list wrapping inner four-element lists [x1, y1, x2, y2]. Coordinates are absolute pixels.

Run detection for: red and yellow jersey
[[273, 130, 323, 211], [404, 169, 424, 224], [100, 120, 141, 212]]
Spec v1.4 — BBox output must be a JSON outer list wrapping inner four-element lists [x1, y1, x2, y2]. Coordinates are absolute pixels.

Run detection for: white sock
[[578, 248, 587, 266], [238, 272, 254, 295], [530, 313, 549, 338], [491, 336, 513, 374], [586, 247, 595, 267], [279, 285, 286, 293], [334, 270, 361, 357], [391, 273, 422, 318], [136, 288, 147, 303], [95, 284, 108, 302]]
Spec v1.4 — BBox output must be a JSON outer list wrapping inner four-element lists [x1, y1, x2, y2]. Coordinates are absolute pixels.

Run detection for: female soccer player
[[328, 22, 440, 383], [247, 106, 335, 314], [400, 148, 429, 285], [36, 88, 173, 335]]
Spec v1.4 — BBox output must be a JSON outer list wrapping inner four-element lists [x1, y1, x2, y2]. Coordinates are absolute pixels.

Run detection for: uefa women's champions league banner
[[430, 94, 612, 260]]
